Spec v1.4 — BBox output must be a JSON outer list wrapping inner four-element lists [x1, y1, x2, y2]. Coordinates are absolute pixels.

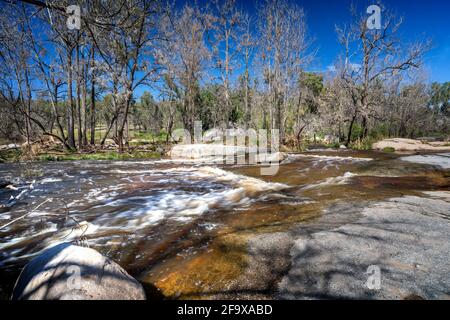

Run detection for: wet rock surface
[[277, 192, 450, 299], [400, 153, 450, 169]]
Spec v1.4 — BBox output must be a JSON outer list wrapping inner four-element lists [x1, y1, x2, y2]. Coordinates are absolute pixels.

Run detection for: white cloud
[[349, 63, 362, 72], [327, 65, 337, 72]]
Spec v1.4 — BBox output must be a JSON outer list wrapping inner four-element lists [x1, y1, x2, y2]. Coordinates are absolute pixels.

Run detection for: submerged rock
[[12, 243, 146, 300]]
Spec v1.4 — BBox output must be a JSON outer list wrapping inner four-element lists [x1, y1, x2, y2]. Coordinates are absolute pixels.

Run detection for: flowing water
[[0, 150, 449, 299]]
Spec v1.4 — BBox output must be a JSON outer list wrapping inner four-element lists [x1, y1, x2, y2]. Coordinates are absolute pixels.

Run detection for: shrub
[[349, 137, 375, 150]]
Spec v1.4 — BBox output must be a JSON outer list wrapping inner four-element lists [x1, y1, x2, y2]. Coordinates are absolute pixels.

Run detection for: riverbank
[[0, 141, 166, 163], [1, 137, 449, 164]]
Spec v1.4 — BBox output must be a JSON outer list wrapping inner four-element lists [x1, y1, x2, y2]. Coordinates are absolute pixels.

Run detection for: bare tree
[[239, 13, 255, 128], [87, 0, 162, 152], [257, 0, 312, 143], [336, 4, 430, 144], [158, 2, 213, 136], [209, 0, 241, 126]]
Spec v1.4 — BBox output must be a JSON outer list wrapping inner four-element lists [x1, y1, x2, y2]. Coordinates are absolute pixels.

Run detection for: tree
[[292, 72, 323, 145], [257, 0, 312, 143], [85, 0, 162, 152], [209, 0, 241, 126], [158, 2, 213, 136], [336, 4, 430, 144], [239, 13, 255, 128]]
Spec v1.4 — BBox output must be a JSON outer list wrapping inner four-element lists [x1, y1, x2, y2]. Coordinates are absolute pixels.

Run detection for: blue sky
[[137, 0, 449, 99], [6, 0, 448, 99], [235, 0, 450, 83], [305, 0, 449, 82]]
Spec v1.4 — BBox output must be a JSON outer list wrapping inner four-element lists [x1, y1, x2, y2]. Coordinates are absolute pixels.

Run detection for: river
[[0, 150, 449, 299]]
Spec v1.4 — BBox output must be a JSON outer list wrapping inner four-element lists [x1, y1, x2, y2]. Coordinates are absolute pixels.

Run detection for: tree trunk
[[67, 50, 76, 150], [360, 114, 368, 140], [346, 113, 357, 146], [90, 75, 96, 145], [76, 43, 83, 148], [117, 93, 133, 153], [82, 54, 88, 147], [100, 115, 117, 146]]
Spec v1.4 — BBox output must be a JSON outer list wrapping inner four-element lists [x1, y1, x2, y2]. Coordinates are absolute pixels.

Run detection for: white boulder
[[12, 243, 146, 300], [373, 138, 450, 151]]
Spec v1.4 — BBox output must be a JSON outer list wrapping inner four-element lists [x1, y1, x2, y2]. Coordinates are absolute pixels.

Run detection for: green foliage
[[131, 91, 162, 134], [198, 85, 220, 130], [350, 124, 363, 141], [300, 72, 324, 114], [132, 131, 167, 143], [300, 72, 324, 96], [431, 82, 450, 115], [382, 147, 395, 153], [349, 137, 375, 150], [229, 92, 244, 124], [369, 124, 389, 140], [37, 151, 161, 162], [328, 142, 341, 149], [0, 148, 22, 163]]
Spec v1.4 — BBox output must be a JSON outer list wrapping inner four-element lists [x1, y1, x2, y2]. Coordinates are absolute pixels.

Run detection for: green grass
[[54, 127, 168, 145], [382, 147, 396, 153], [37, 151, 161, 162], [0, 148, 22, 163], [325, 142, 341, 149], [132, 131, 168, 142]]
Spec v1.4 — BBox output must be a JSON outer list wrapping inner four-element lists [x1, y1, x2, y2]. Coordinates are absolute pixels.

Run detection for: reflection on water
[[0, 151, 449, 299]]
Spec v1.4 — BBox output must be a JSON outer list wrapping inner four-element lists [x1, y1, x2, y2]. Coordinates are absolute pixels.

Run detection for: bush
[[349, 137, 375, 150], [350, 124, 363, 141]]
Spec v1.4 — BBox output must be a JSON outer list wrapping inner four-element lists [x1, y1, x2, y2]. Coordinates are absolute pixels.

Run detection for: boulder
[[373, 138, 450, 151], [12, 243, 146, 300], [168, 144, 287, 164]]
